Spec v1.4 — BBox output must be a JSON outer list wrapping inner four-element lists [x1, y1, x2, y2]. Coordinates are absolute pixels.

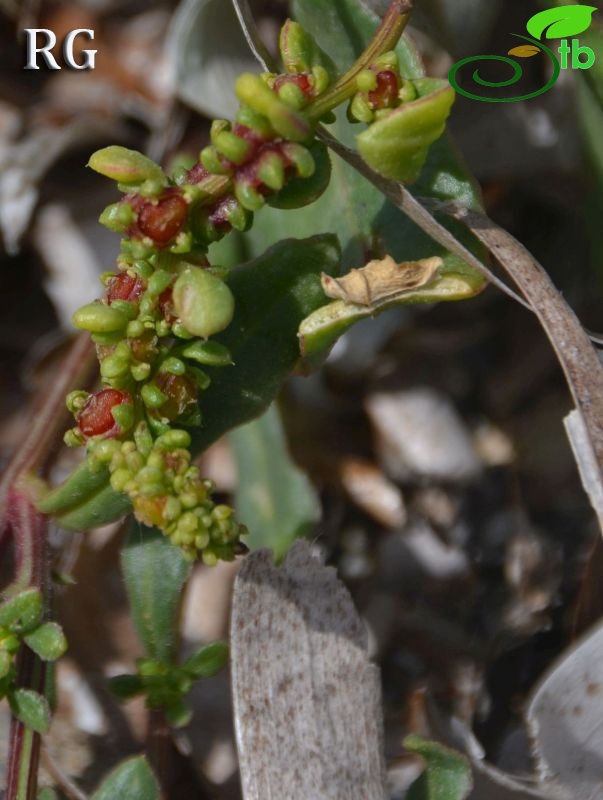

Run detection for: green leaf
[[190, 234, 341, 454], [229, 403, 320, 559], [526, 5, 596, 40], [23, 622, 68, 662], [356, 79, 456, 183], [0, 588, 42, 631], [183, 641, 229, 679], [121, 524, 190, 664], [9, 688, 50, 733], [299, 267, 484, 368], [405, 736, 472, 800], [91, 756, 159, 800]]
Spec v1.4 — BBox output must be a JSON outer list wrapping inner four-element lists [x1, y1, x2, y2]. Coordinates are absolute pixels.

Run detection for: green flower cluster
[[89, 426, 245, 563]]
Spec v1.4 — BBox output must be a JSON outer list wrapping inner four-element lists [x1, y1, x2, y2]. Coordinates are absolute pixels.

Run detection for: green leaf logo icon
[[526, 5, 597, 40]]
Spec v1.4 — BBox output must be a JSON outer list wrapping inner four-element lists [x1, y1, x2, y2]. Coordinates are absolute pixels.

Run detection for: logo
[[449, 5, 597, 102]]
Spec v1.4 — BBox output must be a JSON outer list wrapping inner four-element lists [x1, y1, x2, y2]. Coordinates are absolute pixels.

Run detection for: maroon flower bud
[[273, 73, 313, 98], [136, 188, 188, 247], [368, 70, 399, 110], [77, 389, 132, 439], [107, 272, 144, 304]]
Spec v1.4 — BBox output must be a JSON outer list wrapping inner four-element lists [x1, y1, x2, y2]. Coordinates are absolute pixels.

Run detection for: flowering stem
[[4, 491, 49, 800], [307, 0, 415, 121]]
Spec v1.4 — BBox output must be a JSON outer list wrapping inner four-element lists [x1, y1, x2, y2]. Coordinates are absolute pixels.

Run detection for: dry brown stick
[[447, 206, 603, 473], [319, 130, 603, 478]]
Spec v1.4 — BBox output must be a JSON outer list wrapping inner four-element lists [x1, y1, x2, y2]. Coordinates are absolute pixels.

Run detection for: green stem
[[307, 0, 414, 121]]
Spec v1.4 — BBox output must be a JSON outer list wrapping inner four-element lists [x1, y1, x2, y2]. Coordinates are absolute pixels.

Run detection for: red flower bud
[[368, 70, 399, 110], [137, 189, 188, 247], [107, 272, 144, 304], [77, 389, 132, 438], [273, 73, 313, 98]]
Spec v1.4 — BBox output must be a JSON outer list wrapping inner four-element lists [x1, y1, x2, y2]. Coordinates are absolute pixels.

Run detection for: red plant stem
[[0, 333, 96, 525], [4, 490, 49, 800]]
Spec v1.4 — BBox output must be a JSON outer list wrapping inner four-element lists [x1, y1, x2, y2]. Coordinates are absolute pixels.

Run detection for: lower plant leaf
[[405, 735, 473, 800], [229, 403, 320, 560], [91, 756, 159, 800], [121, 523, 190, 664]]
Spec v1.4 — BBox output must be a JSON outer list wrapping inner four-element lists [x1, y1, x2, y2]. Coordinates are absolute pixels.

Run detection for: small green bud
[[235, 107, 273, 139], [235, 74, 312, 142], [234, 179, 265, 211], [172, 322, 194, 340], [100, 354, 129, 380], [210, 119, 230, 142], [172, 268, 235, 339], [63, 428, 84, 447], [375, 50, 398, 69], [110, 468, 133, 492], [110, 300, 138, 320], [225, 201, 252, 232], [214, 131, 253, 165], [89, 146, 166, 186], [178, 512, 199, 534], [66, 390, 88, 413], [73, 303, 128, 334], [160, 357, 186, 375], [256, 152, 286, 190], [280, 142, 315, 178], [399, 80, 418, 103], [131, 362, 151, 381], [91, 439, 121, 463], [126, 319, 146, 338], [137, 466, 164, 486], [147, 270, 174, 296], [156, 429, 191, 449], [200, 146, 231, 175], [181, 340, 232, 366], [163, 498, 182, 522], [141, 383, 168, 409], [202, 549, 219, 567], [277, 81, 306, 110], [133, 421, 154, 457], [111, 403, 134, 431], [349, 93, 374, 123], [99, 201, 136, 232], [311, 65, 330, 94]]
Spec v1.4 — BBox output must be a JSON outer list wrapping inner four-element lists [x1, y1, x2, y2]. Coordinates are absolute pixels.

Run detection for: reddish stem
[[4, 490, 49, 800]]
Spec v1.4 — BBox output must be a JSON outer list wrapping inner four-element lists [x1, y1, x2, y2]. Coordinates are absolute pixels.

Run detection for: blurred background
[[1, 0, 602, 797]]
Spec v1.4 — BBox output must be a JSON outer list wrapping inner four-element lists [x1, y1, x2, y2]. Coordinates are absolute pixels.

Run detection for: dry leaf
[[231, 542, 387, 800], [321, 255, 442, 306], [508, 45, 541, 57]]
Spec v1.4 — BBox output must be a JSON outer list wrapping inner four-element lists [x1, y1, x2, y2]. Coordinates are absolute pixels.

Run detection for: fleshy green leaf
[[0, 588, 42, 631], [526, 5, 596, 40], [299, 267, 484, 368], [405, 736, 472, 800], [23, 622, 68, 661], [183, 641, 229, 679], [121, 524, 190, 664], [91, 756, 159, 800], [356, 79, 456, 183], [190, 234, 341, 454], [9, 688, 50, 733], [229, 404, 320, 559]]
